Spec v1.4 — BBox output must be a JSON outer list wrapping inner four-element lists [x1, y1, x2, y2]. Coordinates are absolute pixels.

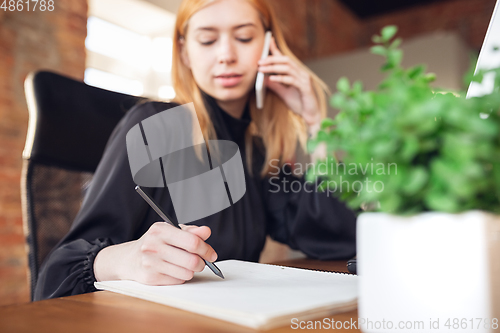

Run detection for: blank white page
[[95, 260, 357, 330]]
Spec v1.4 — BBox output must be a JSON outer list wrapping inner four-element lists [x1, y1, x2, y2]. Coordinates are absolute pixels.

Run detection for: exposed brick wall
[[271, 0, 497, 60], [0, 0, 87, 305]]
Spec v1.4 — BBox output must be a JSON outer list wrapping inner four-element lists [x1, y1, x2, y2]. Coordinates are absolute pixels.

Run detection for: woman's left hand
[[258, 37, 321, 131]]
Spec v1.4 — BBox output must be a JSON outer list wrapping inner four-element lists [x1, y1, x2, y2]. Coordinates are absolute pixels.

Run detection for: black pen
[[134, 185, 224, 279]]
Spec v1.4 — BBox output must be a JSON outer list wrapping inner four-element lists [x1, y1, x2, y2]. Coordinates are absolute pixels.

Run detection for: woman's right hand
[[93, 222, 217, 285]]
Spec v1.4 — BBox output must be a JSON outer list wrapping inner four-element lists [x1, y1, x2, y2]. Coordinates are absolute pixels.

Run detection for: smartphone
[[256, 31, 273, 109]]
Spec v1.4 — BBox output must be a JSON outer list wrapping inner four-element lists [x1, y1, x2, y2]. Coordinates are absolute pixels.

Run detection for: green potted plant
[[308, 26, 500, 332]]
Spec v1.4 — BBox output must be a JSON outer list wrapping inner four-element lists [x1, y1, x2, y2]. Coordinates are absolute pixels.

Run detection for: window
[[85, 0, 176, 99], [84, 68, 144, 96]]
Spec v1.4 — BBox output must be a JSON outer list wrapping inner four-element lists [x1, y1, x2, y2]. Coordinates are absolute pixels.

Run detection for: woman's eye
[[200, 40, 216, 46], [237, 38, 253, 43]]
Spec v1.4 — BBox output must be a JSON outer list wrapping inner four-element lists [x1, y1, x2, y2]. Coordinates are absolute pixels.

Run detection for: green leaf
[[337, 77, 350, 93], [381, 25, 398, 42], [372, 35, 383, 44], [463, 53, 479, 88], [381, 62, 394, 72], [424, 192, 459, 212], [472, 70, 485, 83], [307, 139, 319, 153], [320, 118, 335, 129], [400, 135, 419, 161], [330, 93, 345, 109], [316, 129, 328, 142], [352, 81, 363, 95], [401, 167, 428, 195], [387, 49, 403, 67], [390, 38, 402, 49], [424, 73, 436, 83], [378, 195, 402, 213], [371, 45, 386, 56], [493, 162, 500, 199], [408, 65, 425, 79], [371, 139, 397, 156]]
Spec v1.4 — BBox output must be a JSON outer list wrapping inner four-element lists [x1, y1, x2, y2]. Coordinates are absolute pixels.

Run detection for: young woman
[[34, 0, 356, 300]]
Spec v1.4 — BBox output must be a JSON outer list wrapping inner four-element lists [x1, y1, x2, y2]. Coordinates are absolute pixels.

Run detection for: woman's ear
[[179, 37, 191, 69]]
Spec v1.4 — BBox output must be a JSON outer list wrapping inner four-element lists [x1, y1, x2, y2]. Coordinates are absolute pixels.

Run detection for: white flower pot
[[357, 211, 500, 333]]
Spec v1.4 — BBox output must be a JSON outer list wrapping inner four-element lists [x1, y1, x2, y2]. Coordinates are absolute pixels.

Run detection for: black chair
[[21, 70, 143, 300]]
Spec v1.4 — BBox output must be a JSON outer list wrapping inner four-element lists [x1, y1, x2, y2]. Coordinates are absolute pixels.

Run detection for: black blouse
[[34, 93, 357, 301]]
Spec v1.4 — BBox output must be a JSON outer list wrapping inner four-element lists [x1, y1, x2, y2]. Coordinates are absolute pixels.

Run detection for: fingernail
[[211, 252, 218, 262]]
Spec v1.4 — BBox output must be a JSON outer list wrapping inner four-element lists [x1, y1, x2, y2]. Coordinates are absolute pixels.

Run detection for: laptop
[[467, 0, 500, 99]]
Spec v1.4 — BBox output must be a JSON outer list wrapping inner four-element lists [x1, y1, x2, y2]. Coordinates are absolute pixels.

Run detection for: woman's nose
[[218, 37, 236, 64]]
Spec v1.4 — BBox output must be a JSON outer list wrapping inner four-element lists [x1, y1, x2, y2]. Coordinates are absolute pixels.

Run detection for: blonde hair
[[172, 0, 329, 177]]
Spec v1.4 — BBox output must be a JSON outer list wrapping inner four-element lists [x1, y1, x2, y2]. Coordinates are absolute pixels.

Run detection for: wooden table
[[0, 259, 360, 332]]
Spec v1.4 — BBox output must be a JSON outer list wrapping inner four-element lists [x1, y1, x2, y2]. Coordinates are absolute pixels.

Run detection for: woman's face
[[181, 0, 266, 103]]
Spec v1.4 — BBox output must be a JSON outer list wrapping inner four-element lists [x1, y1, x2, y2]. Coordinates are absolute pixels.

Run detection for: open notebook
[[94, 260, 357, 330]]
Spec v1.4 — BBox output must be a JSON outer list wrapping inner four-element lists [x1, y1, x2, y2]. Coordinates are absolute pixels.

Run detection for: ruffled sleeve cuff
[[34, 238, 114, 301], [82, 238, 113, 290]]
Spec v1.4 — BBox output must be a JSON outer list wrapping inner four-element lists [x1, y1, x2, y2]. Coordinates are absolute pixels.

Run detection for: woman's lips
[[215, 74, 243, 88]]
